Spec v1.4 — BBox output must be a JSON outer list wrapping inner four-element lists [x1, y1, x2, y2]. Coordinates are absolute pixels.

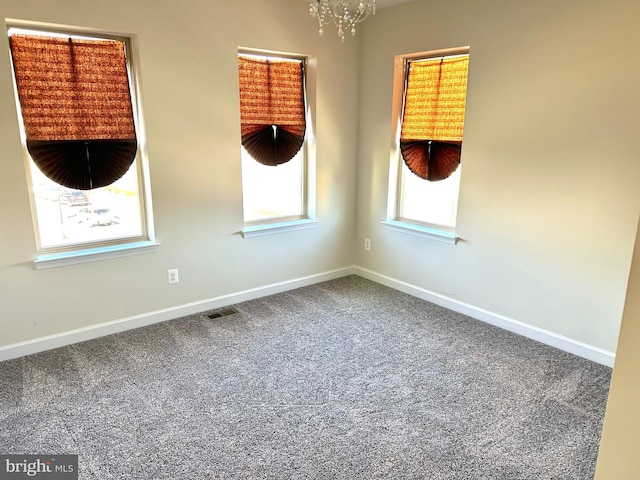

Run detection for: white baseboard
[[0, 266, 355, 362], [354, 266, 615, 367], [1, 265, 615, 367]]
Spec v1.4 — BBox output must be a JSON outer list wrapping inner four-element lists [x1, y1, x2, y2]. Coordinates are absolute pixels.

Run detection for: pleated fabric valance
[[238, 55, 306, 166], [400, 55, 469, 181], [9, 33, 137, 190]]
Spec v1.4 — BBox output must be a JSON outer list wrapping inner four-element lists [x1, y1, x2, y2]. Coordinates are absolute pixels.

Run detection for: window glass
[[241, 147, 304, 223], [8, 26, 152, 254], [238, 51, 309, 226], [30, 158, 144, 249], [390, 49, 469, 233], [398, 163, 461, 229]]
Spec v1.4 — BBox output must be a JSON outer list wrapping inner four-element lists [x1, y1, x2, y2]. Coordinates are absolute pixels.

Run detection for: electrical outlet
[[364, 238, 371, 251], [168, 268, 179, 284]]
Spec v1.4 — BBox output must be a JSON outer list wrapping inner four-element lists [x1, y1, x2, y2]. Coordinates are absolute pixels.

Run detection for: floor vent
[[207, 308, 238, 319]]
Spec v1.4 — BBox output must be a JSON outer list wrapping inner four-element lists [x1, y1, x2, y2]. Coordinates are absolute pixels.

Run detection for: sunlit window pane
[[399, 163, 461, 228], [241, 147, 304, 223], [30, 160, 143, 249]]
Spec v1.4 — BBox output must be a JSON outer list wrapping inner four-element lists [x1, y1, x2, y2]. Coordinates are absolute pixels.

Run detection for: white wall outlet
[[364, 238, 371, 251], [168, 268, 179, 284]]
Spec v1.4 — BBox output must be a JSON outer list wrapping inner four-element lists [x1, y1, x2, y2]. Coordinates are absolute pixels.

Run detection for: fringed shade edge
[[400, 140, 461, 181], [27, 139, 137, 190]]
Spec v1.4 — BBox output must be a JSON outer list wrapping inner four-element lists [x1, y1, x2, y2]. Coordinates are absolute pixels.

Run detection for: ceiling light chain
[[309, 1, 376, 42]]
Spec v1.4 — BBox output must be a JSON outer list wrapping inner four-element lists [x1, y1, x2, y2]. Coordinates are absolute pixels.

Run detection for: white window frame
[[238, 48, 318, 238], [383, 46, 470, 245], [6, 21, 158, 268]]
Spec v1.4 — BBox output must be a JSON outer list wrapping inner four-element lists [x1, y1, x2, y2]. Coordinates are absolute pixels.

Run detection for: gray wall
[[1, 0, 639, 358], [0, 0, 359, 347], [595, 219, 640, 478], [355, 0, 640, 352]]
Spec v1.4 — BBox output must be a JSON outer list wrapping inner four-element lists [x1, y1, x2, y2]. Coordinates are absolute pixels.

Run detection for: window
[[7, 25, 156, 266], [385, 48, 469, 243], [237, 50, 316, 236]]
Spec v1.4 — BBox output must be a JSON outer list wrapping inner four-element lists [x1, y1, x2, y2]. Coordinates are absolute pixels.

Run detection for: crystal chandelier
[[309, 1, 376, 42]]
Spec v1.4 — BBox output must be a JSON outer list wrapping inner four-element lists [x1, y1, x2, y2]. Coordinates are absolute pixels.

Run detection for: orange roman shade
[[400, 55, 469, 181], [9, 33, 137, 190], [238, 55, 306, 166]]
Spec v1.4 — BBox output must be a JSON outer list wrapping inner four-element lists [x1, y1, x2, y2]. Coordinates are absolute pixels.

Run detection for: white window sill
[[34, 240, 161, 269], [242, 219, 319, 238], [382, 220, 458, 244]]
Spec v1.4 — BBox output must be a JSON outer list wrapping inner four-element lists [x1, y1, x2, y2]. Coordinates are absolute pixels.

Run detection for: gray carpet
[[0, 275, 611, 479]]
